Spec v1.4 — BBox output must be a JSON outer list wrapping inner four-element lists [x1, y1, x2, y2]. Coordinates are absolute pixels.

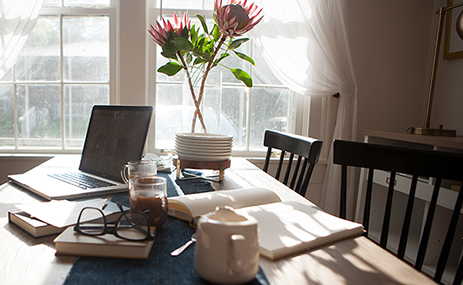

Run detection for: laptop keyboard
[[48, 172, 117, 190]]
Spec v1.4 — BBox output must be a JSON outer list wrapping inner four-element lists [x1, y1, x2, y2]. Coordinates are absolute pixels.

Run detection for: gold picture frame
[[443, 0, 463, 60]]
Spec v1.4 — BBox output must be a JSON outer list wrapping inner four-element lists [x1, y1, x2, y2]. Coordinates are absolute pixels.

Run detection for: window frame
[[0, 2, 118, 154], [1, 0, 328, 161]]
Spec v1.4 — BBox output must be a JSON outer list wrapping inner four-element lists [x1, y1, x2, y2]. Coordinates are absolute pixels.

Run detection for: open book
[[168, 188, 364, 260], [9, 199, 124, 238]]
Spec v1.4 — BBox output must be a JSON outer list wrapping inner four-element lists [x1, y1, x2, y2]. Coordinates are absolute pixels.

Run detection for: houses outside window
[[0, 0, 115, 152]]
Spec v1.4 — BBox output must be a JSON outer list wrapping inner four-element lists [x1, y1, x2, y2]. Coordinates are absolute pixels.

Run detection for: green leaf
[[197, 36, 205, 48], [185, 53, 193, 65], [172, 37, 193, 52], [190, 25, 198, 43], [161, 44, 177, 59], [194, 57, 207, 65], [233, 51, 255, 66], [228, 38, 249, 50], [203, 53, 211, 62], [196, 14, 209, 35], [213, 53, 230, 67], [231, 68, 253, 87], [181, 27, 189, 38], [193, 47, 206, 57], [211, 25, 220, 41], [158, 62, 183, 76]]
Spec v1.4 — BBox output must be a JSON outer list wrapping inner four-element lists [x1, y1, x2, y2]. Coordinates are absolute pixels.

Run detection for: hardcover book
[[54, 226, 154, 259], [168, 188, 364, 260], [9, 199, 123, 238]]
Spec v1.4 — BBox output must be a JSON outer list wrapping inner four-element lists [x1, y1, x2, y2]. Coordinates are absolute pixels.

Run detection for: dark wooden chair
[[262, 130, 322, 197], [333, 139, 463, 284]]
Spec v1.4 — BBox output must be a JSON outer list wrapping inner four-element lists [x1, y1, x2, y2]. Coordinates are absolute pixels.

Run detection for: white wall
[[346, 0, 457, 138], [431, 0, 463, 133]]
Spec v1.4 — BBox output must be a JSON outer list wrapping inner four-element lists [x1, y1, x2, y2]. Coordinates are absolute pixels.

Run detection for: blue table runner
[[63, 173, 269, 285]]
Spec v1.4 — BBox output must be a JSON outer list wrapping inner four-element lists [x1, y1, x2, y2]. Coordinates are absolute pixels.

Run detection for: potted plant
[[149, 0, 263, 134]]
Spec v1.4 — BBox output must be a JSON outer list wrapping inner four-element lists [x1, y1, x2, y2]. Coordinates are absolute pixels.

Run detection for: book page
[[168, 188, 281, 220], [236, 201, 364, 260], [18, 199, 110, 228]]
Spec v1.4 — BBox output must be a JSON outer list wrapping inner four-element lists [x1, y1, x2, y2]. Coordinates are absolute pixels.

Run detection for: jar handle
[[229, 234, 247, 274], [120, 164, 129, 184]]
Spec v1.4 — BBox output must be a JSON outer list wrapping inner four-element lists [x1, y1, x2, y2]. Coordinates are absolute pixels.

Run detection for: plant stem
[[177, 51, 207, 133], [192, 35, 228, 131]]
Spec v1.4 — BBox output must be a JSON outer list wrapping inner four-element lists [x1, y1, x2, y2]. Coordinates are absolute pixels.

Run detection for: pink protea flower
[[214, 0, 263, 37], [149, 12, 191, 46]]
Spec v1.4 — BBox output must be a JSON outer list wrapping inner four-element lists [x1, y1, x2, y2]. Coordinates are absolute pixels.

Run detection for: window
[[152, 1, 308, 155], [0, 0, 115, 153], [0, 0, 315, 157]]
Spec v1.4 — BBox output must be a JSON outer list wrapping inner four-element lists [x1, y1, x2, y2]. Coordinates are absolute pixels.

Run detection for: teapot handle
[[229, 234, 248, 274]]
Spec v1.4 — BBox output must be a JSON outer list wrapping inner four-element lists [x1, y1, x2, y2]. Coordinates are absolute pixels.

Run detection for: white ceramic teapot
[[194, 206, 259, 284]]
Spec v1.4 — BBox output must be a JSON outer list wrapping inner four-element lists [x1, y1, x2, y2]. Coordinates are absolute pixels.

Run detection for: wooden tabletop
[[0, 156, 436, 285]]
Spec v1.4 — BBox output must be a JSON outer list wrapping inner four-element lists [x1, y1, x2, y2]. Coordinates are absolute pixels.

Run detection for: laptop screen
[[79, 105, 153, 183]]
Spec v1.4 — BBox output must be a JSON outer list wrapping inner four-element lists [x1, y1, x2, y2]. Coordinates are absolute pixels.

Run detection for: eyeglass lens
[[116, 212, 150, 240], [77, 208, 151, 241], [77, 208, 107, 235]]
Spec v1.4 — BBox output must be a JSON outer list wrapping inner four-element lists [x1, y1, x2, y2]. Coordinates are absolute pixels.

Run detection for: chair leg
[[263, 148, 272, 173], [397, 175, 418, 260], [340, 165, 347, 219], [363, 169, 374, 237], [290, 156, 302, 190], [275, 150, 285, 180], [380, 171, 396, 249], [295, 158, 308, 195], [299, 163, 315, 197], [453, 253, 463, 285], [415, 179, 442, 271], [283, 153, 294, 186], [434, 184, 463, 283]]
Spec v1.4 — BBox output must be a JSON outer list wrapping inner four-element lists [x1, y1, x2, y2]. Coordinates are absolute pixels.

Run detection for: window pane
[[63, 16, 109, 82], [222, 87, 247, 149], [249, 88, 293, 151], [64, 84, 109, 149], [197, 87, 236, 135], [219, 44, 251, 84], [17, 85, 62, 148], [16, 16, 60, 82], [0, 85, 15, 148], [155, 84, 186, 149], [64, 0, 110, 7], [160, 0, 203, 9], [0, 69, 13, 82], [44, 0, 60, 6]]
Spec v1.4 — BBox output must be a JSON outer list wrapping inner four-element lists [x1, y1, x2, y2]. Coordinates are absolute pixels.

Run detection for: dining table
[[0, 155, 436, 285]]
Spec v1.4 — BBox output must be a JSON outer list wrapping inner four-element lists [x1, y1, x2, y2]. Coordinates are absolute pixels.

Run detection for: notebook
[[8, 105, 153, 200]]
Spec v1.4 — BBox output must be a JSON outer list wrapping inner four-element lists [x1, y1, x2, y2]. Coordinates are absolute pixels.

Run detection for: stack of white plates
[[175, 133, 233, 162]]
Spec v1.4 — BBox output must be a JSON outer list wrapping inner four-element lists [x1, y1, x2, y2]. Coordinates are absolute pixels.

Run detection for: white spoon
[[170, 234, 196, 256]]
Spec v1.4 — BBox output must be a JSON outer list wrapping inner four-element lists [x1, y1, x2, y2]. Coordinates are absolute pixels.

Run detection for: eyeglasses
[[74, 203, 155, 242]]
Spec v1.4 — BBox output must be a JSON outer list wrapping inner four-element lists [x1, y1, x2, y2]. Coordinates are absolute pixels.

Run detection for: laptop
[[9, 105, 153, 200]]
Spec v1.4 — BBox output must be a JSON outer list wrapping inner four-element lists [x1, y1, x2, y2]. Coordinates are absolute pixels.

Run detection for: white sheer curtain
[[251, 0, 358, 219], [0, 0, 44, 80]]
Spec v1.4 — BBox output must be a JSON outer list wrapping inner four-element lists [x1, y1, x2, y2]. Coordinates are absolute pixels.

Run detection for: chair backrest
[[333, 139, 463, 284], [262, 130, 322, 197]]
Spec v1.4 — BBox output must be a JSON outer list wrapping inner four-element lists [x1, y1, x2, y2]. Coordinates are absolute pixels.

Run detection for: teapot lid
[[202, 206, 256, 225]]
